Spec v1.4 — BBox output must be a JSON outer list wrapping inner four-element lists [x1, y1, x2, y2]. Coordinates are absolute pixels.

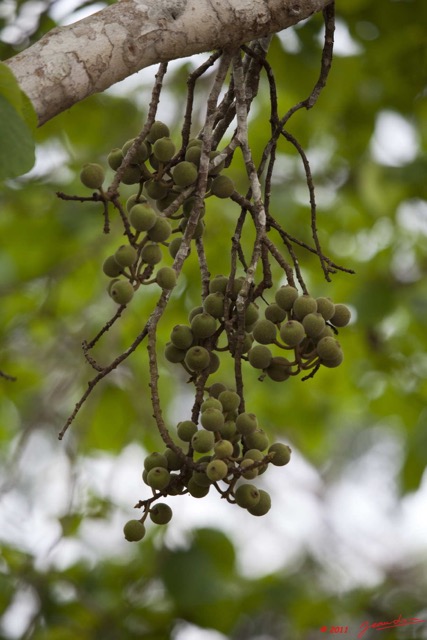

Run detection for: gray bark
[[5, 0, 332, 126]]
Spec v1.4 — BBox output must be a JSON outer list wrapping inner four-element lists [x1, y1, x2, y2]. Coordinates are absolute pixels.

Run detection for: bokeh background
[[1, 1, 427, 638]]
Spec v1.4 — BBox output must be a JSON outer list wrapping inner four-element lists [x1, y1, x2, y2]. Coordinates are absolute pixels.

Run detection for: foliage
[[1, 1, 427, 638]]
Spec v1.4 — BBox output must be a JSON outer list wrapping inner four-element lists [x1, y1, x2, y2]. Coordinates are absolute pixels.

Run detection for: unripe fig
[[126, 193, 147, 212], [191, 312, 217, 339], [265, 356, 291, 382], [229, 276, 245, 301], [234, 483, 260, 509], [239, 458, 259, 480], [214, 439, 234, 459], [252, 319, 277, 345], [184, 346, 210, 371], [203, 292, 225, 319], [219, 420, 237, 440], [188, 306, 204, 322], [164, 343, 187, 363], [200, 407, 225, 431], [265, 303, 287, 324], [209, 275, 228, 294], [244, 428, 269, 451], [218, 390, 240, 413], [141, 243, 162, 265], [123, 519, 145, 541], [292, 295, 317, 320], [316, 297, 335, 321], [330, 303, 351, 327], [156, 191, 179, 213], [187, 477, 210, 497], [170, 324, 194, 350], [191, 429, 215, 453], [147, 121, 170, 143], [275, 285, 299, 311], [144, 179, 170, 200], [130, 203, 157, 231], [147, 217, 172, 242], [109, 280, 134, 305], [248, 345, 273, 369], [247, 489, 271, 516], [144, 451, 168, 472], [206, 459, 228, 482], [164, 448, 182, 471], [107, 148, 123, 170], [152, 136, 176, 162], [121, 165, 142, 185], [122, 138, 150, 163], [268, 443, 292, 466], [244, 303, 259, 327], [302, 312, 326, 338], [114, 244, 138, 268], [235, 412, 258, 436], [177, 420, 198, 442], [211, 174, 235, 198], [279, 320, 305, 346], [173, 161, 198, 187], [316, 336, 342, 361], [80, 163, 105, 189], [156, 266, 176, 290], [191, 470, 212, 488], [209, 382, 228, 398], [146, 466, 170, 490], [185, 145, 202, 166], [149, 503, 173, 525], [201, 397, 223, 412], [102, 255, 123, 278], [168, 236, 183, 259]]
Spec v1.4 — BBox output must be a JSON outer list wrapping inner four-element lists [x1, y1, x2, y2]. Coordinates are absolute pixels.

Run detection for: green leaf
[[0, 94, 35, 179]]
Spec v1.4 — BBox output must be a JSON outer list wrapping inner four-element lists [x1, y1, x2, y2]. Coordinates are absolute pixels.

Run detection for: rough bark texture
[[6, 0, 332, 126]]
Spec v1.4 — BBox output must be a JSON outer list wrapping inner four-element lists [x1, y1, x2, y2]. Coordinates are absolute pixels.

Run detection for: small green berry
[[123, 519, 145, 541], [147, 121, 170, 143], [316, 297, 335, 321], [149, 503, 173, 525], [102, 255, 123, 278], [206, 459, 228, 482], [302, 312, 326, 338], [252, 319, 277, 345], [114, 244, 138, 268], [107, 148, 123, 171], [203, 292, 225, 319], [187, 477, 210, 497], [80, 163, 105, 189], [144, 452, 168, 472], [265, 303, 287, 324], [164, 343, 187, 363], [147, 217, 172, 242], [279, 320, 305, 347], [190, 312, 217, 339], [177, 420, 198, 442], [247, 489, 271, 516], [248, 345, 273, 369], [146, 466, 170, 490], [275, 285, 299, 311], [141, 243, 162, 266], [170, 324, 194, 350], [130, 203, 157, 232], [152, 137, 176, 162], [330, 303, 351, 327], [191, 429, 215, 453], [268, 443, 292, 466], [210, 174, 235, 198], [214, 439, 234, 459], [234, 483, 260, 509], [235, 412, 258, 436], [265, 356, 291, 382], [156, 266, 176, 290], [184, 346, 210, 372], [200, 407, 225, 432], [244, 428, 269, 451], [292, 295, 318, 320], [173, 161, 198, 187], [218, 390, 240, 413], [109, 280, 134, 305]]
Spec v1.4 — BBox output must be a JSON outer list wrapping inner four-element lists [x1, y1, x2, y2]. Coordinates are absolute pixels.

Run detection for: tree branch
[[5, 0, 333, 126]]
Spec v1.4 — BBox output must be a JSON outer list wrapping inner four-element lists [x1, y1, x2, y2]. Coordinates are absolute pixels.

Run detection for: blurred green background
[[1, 1, 427, 638]]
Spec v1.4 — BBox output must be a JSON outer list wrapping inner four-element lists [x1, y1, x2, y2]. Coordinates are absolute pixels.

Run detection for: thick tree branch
[[5, 0, 332, 126]]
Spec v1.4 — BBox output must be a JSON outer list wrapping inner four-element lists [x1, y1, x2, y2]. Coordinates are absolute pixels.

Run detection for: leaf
[[0, 94, 35, 179]]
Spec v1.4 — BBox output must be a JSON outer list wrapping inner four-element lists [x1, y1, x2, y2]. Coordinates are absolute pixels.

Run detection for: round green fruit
[[211, 174, 235, 198], [201, 397, 223, 412], [188, 306, 204, 322], [191, 312, 217, 339], [268, 443, 292, 466], [279, 320, 305, 347], [239, 458, 259, 480], [107, 148, 123, 171], [102, 255, 123, 278], [80, 163, 105, 189], [123, 519, 145, 541], [244, 303, 260, 327], [147, 121, 170, 143], [234, 483, 260, 509], [141, 243, 162, 265], [247, 489, 271, 516], [203, 292, 225, 319], [265, 356, 291, 382], [214, 439, 234, 459], [144, 452, 168, 472], [292, 295, 318, 320], [130, 203, 157, 231], [184, 346, 210, 371], [156, 266, 177, 290], [121, 165, 142, 185], [252, 319, 277, 345], [302, 312, 326, 338], [185, 145, 202, 166], [114, 244, 138, 268], [164, 448, 182, 471], [330, 303, 351, 327], [146, 466, 170, 490], [209, 382, 228, 398], [164, 342, 187, 363], [170, 324, 194, 350], [275, 285, 299, 311], [144, 179, 170, 200], [218, 390, 240, 413], [244, 428, 269, 451], [109, 280, 134, 305], [235, 412, 258, 436], [168, 236, 183, 258], [206, 459, 228, 482], [200, 407, 225, 431], [265, 303, 287, 324], [219, 420, 237, 440], [147, 217, 172, 242], [248, 345, 273, 369], [187, 477, 210, 497], [191, 429, 215, 453], [173, 161, 198, 187], [316, 336, 342, 361], [149, 503, 173, 525], [209, 275, 228, 294], [177, 420, 198, 442], [152, 137, 176, 162], [316, 297, 335, 321]]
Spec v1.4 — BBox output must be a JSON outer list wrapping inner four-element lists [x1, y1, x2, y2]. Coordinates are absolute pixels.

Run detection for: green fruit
[[177, 420, 198, 442], [248, 345, 273, 369], [144, 179, 170, 200], [191, 429, 215, 453], [209, 382, 228, 398], [302, 312, 326, 338], [121, 165, 142, 185], [241, 332, 254, 354], [130, 203, 157, 231], [201, 397, 223, 412], [206, 459, 228, 482], [173, 161, 198, 187], [123, 519, 145, 541], [265, 356, 291, 382], [209, 275, 228, 294], [185, 145, 202, 165], [316, 336, 342, 361], [122, 138, 150, 163], [268, 443, 292, 466], [292, 295, 317, 320], [126, 193, 147, 212], [187, 138, 203, 148], [234, 483, 260, 508], [156, 266, 176, 290], [80, 163, 105, 189], [200, 407, 225, 431], [319, 348, 344, 368], [191, 312, 217, 339], [102, 255, 123, 278], [252, 319, 277, 345], [179, 217, 205, 239], [114, 244, 138, 268], [219, 420, 237, 439], [247, 489, 271, 516], [203, 292, 225, 319], [191, 470, 212, 487], [218, 390, 240, 413], [279, 320, 305, 346], [230, 276, 245, 300], [109, 280, 134, 305], [265, 303, 287, 324], [188, 306, 204, 322], [168, 236, 183, 259], [149, 503, 173, 524], [141, 243, 162, 265], [164, 342, 187, 363], [107, 148, 123, 170], [239, 458, 259, 480], [316, 325, 335, 341], [316, 297, 335, 321], [184, 346, 210, 371], [147, 121, 170, 143], [146, 466, 170, 490], [235, 412, 258, 436], [144, 452, 168, 472], [153, 137, 176, 162], [164, 448, 182, 470], [170, 324, 194, 350], [331, 303, 351, 327], [243, 449, 265, 463], [244, 303, 259, 327], [187, 477, 210, 497], [211, 174, 235, 198], [275, 285, 299, 311], [208, 351, 220, 374], [147, 217, 172, 242], [214, 439, 234, 458], [244, 428, 269, 451]]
